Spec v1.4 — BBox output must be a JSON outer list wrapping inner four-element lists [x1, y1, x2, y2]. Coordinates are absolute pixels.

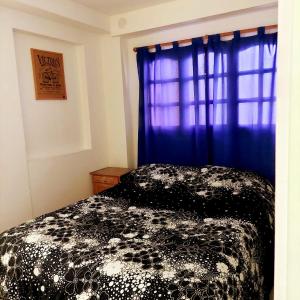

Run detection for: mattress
[[0, 164, 274, 300]]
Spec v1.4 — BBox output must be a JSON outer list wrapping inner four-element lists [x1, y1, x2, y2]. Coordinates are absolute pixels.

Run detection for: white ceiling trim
[[72, 0, 175, 16], [110, 0, 278, 36]]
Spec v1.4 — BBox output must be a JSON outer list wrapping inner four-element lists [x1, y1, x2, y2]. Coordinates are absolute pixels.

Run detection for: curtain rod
[[133, 24, 277, 52]]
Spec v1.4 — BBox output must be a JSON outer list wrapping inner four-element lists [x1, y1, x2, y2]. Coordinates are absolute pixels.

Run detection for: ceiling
[[72, 0, 176, 15]]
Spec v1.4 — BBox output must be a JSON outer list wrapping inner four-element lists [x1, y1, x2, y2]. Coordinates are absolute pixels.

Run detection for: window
[[237, 44, 276, 126], [148, 42, 276, 128]]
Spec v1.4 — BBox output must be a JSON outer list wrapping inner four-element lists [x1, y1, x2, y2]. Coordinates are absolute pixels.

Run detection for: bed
[[0, 164, 274, 300]]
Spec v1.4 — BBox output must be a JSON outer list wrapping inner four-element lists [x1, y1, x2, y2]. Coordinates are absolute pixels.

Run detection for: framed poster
[[30, 48, 67, 100]]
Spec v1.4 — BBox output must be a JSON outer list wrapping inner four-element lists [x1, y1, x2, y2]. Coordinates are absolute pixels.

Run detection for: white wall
[[99, 35, 129, 168], [0, 9, 33, 231], [274, 0, 290, 298], [0, 7, 109, 231], [121, 5, 278, 167], [277, 0, 300, 299], [15, 31, 91, 160]]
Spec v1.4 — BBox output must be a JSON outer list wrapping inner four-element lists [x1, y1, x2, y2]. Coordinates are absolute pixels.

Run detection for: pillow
[[124, 163, 274, 200]]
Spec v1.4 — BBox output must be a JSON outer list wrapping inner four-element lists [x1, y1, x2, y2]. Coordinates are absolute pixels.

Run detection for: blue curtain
[[137, 27, 277, 183]]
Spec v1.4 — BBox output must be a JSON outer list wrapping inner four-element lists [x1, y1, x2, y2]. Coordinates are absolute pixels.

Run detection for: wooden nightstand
[[90, 167, 132, 194]]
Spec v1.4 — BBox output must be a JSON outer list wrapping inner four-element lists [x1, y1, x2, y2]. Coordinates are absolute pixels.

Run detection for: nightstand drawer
[[93, 175, 118, 185], [93, 182, 114, 194], [90, 167, 132, 195]]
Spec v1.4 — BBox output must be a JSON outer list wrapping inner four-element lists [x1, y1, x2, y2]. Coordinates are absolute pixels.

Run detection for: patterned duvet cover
[[0, 164, 274, 300]]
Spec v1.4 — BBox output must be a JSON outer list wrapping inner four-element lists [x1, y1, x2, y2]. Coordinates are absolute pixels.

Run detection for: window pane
[[263, 73, 276, 98], [183, 80, 194, 103], [209, 77, 228, 100], [239, 45, 259, 71], [213, 53, 228, 74], [199, 104, 206, 125], [208, 52, 214, 75], [151, 58, 178, 80], [264, 43, 277, 69], [150, 82, 179, 104], [272, 102, 276, 125], [262, 102, 271, 125], [262, 102, 276, 125], [198, 52, 205, 76], [182, 55, 193, 78], [185, 106, 195, 126], [209, 104, 213, 125], [198, 79, 206, 100], [238, 74, 259, 99], [238, 102, 258, 125], [213, 103, 228, 125], [208, 52, 227, 75], [151, 106, 179, 127]]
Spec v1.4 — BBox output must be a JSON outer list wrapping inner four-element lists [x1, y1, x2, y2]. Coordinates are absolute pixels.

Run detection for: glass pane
[[151, 58, 178, 80], [198, 52, 227, 79], [213, 103, 228, 125], [221, 53, 228, 74], [209, 77, 228, 100], [238, 102, 258, 125], [151, 106, 179, 127], [198, 79, 206, 100], [208, 52, 214, 75], [262, 102, 271, 125], [262, 102, 276, 125], [264, 43, 277, 69], [183, 80, 194, 103], [150, 82, 179, 104], [209, 104, 213, 125], [238, 45, 259, 71], [185, 106, 195, 126], [182, 55, 193, 78], [263, 73, 276, 98], [213, 53, 228, 74], [199, 104, 206, 125], [238, 74, 259, 99], [272, 102, 276, 125], [198, 52, 205, 76]]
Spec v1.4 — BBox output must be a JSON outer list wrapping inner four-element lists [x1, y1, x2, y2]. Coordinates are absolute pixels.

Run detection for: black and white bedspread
[[0, 164, 274, 300]]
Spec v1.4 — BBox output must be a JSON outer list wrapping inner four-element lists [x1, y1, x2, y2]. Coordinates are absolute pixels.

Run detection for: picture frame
[[30, 48, 67, 100]]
